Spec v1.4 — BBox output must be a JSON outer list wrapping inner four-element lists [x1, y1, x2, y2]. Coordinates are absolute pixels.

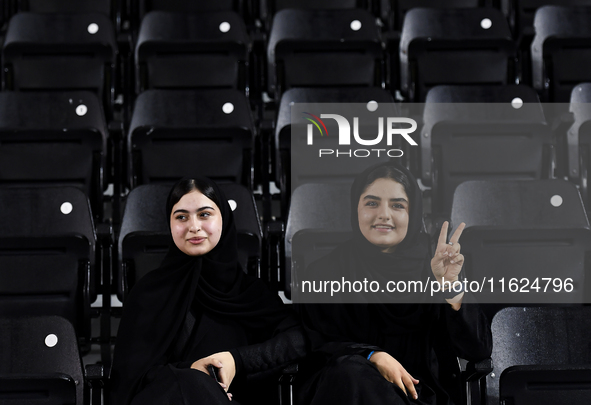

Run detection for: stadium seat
[[259, 0, 369, 29], [0, 91, 108, 219], [133, 0, 248, 21], [0, 316, 103, 405], [273, 87, 398, 217], [126, 89, 256, 189], [135, 11, 250, 93], [421, 85, 552, 217], [567, 82, 591, 214], [285, 182, 352, 298], [2, 12, 117, 116], [531, 5, 591, 102], [450, 180, 591, 306], [400, 8, 517, 102], [0, 187, 97, 344], [267, 8, 383, 100], [117, 183, 262, 301], [489, 306, 591, 405]]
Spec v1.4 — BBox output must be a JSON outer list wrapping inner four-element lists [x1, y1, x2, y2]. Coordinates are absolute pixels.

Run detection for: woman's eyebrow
[[173, 206, 215, 215], [389, 198, 408, 203], [363, 195, 380, 201]]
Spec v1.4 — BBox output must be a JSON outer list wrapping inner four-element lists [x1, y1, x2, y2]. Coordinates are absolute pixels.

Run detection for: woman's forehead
[[173, 190, 218, 211], [361, 178, 408, 199]]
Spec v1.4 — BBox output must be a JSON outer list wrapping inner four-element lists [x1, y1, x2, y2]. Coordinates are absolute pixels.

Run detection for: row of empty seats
[[0, 4, 591, 114]]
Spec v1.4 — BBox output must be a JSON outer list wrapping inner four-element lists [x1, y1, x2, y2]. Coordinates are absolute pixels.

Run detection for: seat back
[[0, 316, 84, 404], [451, 180, 591, 305], [267, 8, 383, 99], [531, 5, 591, 102], [127, 89, 255, 188], [400, 8, 516, 101], [0, 187, 96, 341], [118, 183, 262, 301], [3, 13, 117, 114], [489, 306, 591, 405], [135, 11, 249, 92], [0, 91, 107, 218], [421, 85, 552, 217]]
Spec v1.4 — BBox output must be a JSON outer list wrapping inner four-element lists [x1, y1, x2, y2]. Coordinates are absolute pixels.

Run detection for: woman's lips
[[188, 237, 206, 244], [372, 224, 395, 232]]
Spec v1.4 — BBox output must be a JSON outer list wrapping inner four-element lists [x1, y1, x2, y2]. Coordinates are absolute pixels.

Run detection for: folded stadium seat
[[421, 84, 552, 218], [135, 11, 250, 94], [0, 316, 104, 405], [488, 307, 591, 405], [450, 180, 591, 312], [2, 12, 117, 118], [531, 6, 591, 102], [267, 8, 383, 100], [390, 0, 489, 31], [285, 183, 353, 299], [127, 89, 256, 189], [0, 91, 108, 219], [567, 83, 591, 215], [117, 183, 262, 301], [0, 187, 97, 347], [399, 8, 517, 102], [273, 87, 398, 218]]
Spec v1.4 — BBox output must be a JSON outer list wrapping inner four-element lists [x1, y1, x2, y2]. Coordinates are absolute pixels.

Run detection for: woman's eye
[[392, 203, 404, 209], [176, 215, 187, 221], [199, 211, 211, 218], [365, 201, 377, 207]]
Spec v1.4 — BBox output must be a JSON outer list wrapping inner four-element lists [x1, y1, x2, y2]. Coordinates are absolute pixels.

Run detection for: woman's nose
[[377, 206, 390, 220], [188, 218, 200, 232]]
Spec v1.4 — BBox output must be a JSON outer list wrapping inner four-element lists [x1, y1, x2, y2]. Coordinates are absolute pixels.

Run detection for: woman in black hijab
[[295, 162, 492, 405], [110, 177, 308, 405]]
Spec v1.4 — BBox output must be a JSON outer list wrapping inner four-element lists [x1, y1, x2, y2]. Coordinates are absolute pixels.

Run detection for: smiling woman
[[170, 189, 223, 256], [110, 177, 309, 405], [294, 162, 491, 405]]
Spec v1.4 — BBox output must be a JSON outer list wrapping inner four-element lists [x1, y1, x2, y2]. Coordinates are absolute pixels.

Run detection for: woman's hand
[[369, 351, 419, 400], [191, 351, 236, 400], [431, 221, 466, 309], [431, 221, 465, 284]]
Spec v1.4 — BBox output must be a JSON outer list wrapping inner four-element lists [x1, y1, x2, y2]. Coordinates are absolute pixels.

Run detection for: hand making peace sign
[[431, 221, 466, 285]]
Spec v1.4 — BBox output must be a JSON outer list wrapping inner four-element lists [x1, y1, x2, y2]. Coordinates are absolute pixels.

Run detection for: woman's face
[[357, 178, 410, 253], [170, 190, 223, 256]]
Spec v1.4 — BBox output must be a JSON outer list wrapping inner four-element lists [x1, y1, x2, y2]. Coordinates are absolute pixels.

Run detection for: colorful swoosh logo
[[303, 112, 328, 136]]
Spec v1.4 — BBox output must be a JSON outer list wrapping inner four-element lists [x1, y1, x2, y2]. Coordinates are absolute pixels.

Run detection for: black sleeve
[[229, 325, 309, 380], [442, 295, 492, 362]]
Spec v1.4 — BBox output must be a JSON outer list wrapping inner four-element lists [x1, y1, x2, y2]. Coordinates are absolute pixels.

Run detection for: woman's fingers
[[437, 221, 449, 249], [402, 374, 419, 400], [449, 222, 466, 245]]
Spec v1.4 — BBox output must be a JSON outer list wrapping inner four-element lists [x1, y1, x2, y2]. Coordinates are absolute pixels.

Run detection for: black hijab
[[110, 178, 293, 405], [297, 162, 435, 355]]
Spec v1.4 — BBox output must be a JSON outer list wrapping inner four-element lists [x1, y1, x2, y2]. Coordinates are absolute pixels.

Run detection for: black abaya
[[110, 178, 308, 405], [294, 163, 492, 405]]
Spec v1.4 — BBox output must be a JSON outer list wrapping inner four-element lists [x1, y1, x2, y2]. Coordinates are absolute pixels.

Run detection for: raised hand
[[431, 221, 465, 284]]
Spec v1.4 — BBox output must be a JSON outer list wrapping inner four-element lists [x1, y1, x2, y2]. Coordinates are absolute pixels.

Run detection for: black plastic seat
[[421, 85, 552, 217], [14, 0, 118, 20], [135, 11, 250, 93], [489, 306, 591, 405], [0, 91, 108, 218], [450, 180, 591, 306], [274, 87, 398, 217], [260, 0, 369, 29], [285, 182, 352, 298], [400, 8, 517, 102], [133, 0, 248, 21], [531, 5, 591, 102], [2, 12, 117, 116], [127, 89, 255, 188], [567, 83, 591, 214], [0, 316, 90, 404], [267, 8, 383, 99], [117, 183, 262, 301], [0, 187, 97, 344]]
